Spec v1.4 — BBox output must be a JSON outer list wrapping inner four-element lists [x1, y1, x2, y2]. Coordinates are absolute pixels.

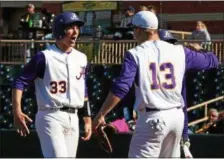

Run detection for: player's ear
[[136, 27, 141, 33]]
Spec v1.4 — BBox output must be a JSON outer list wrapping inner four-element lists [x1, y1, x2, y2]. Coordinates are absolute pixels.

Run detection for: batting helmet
[[52, 12, 84, 40], [159, 29, 177, 44]]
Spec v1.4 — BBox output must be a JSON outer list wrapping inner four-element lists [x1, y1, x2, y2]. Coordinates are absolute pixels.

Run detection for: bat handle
[[183, 145, 193, 158]]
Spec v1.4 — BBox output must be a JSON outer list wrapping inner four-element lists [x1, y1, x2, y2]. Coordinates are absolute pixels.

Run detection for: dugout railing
[[0, 39, 224, 64], [0, 39, 223, 131], [187, 96, 224, 127], [169, 30, 192, 39]]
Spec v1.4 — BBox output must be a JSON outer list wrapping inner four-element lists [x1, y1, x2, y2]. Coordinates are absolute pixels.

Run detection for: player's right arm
[[12, 52, 45, 136], [93, 52, 137, 129]]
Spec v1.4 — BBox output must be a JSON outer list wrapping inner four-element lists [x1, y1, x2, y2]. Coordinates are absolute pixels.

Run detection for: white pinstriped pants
[[35, 110, 79, 158], [128, 107, 184, 158]]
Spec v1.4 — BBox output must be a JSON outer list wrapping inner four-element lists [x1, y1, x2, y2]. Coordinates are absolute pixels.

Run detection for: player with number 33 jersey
[[12, 12, 92, 158]]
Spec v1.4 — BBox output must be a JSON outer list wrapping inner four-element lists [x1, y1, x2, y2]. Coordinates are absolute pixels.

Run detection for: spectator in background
[[208, 111, 224, 134], [196, 108, 219, 134], [19, 4, 37, 39], [120, 6, 135, 28], [208, 108, 219, 123], [114, 6, 135, 40], [139, 6, 149, 11], [191, 21, 211, 50], [20, 4, 36, 28]]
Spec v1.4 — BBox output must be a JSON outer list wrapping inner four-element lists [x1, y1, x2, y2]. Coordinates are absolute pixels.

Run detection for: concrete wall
[[1, 130, 224, 158]]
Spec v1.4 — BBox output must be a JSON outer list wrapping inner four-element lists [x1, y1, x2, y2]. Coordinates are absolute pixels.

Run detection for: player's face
[[133, 26, 143, 42], [63, 24, 80, 48], [133, 27, 139, 39]]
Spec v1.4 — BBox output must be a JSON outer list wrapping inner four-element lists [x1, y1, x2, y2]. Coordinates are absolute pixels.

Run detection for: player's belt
[[145, 106, 181, 112], [145, 107, 160, 112], [59, 107, 78, 113]]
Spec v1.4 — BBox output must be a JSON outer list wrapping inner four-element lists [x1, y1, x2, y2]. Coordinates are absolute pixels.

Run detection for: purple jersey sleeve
[[182, 108, 189, 140], [181, 77, 189, 140], [184, 47, 219, 70], [12, 52, 45, 91], [111, 52, 138, 99]]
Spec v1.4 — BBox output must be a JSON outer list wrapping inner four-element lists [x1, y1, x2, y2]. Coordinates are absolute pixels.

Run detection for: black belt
[[145, 107, 160, 112], [145, 107, 181, 112], [59, 107, 77, 113]]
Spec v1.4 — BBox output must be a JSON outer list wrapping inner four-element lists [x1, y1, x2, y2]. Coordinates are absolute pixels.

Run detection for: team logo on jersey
[[76, 66, 85, 80]]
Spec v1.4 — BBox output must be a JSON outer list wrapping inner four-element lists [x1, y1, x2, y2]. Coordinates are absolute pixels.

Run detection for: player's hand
[[181, 137, 191, 148], [13, 111, 33, 137], [187, 43, 203, 51], [81, 117, 92, 141], [92, 113, 106, 132]]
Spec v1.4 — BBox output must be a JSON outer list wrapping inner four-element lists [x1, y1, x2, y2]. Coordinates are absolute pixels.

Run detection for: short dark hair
[[139, 6, 148, 11], [148, 5, 156, 11], [126, 6, 135, 13], [26, 4, 35, 9]]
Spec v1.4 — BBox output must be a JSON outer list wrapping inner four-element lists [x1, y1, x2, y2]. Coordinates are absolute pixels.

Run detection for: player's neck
[[138, 35, 160, 44], [55, 42, 72, 53]]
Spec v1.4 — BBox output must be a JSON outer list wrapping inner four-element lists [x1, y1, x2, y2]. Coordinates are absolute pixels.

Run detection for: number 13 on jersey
[[149, 62, 176, 90]]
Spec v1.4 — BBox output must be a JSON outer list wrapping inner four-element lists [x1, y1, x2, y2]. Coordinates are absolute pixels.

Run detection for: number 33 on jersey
[[49, 66, 85, 94], [34, 45, 87, 108]]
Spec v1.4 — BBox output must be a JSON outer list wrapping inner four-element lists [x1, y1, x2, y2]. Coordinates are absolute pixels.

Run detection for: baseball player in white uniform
[[92, 11, 218, 157], [12, 12, 92, 158]]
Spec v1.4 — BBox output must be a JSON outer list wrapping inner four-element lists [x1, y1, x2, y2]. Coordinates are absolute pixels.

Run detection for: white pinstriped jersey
[[34, 44, 87, 109], [129, 40, 186, 110]]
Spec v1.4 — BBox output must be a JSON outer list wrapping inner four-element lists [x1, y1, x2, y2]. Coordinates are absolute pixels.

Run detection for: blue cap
[[126, 6, 135, 12], [159, 29, 177, 44]]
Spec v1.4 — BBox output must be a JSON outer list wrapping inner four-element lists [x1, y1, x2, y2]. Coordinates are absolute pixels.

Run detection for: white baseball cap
[[132, 11, 158, 29]]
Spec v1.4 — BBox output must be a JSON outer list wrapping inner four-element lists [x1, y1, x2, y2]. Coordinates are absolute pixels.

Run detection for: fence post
[[182, 33, 184, 39], [24, 42, 27, 64], [204, 104, 208, 118]]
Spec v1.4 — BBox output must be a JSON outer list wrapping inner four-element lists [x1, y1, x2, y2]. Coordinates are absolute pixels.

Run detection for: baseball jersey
[[129, 40, 185, 110], [111, 40, 218, 111], [12, 44, 88, 109], [34, 45, 87, 109]]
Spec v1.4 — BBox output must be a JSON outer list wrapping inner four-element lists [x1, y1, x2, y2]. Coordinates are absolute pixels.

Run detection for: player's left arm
[[184, 46, 219, 71], [182, 104, 191, 146], [79, 64, 92, 141], [93, 52, 138, 128], [181, 84, 192, 158], [181, 81, 190, 141]]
